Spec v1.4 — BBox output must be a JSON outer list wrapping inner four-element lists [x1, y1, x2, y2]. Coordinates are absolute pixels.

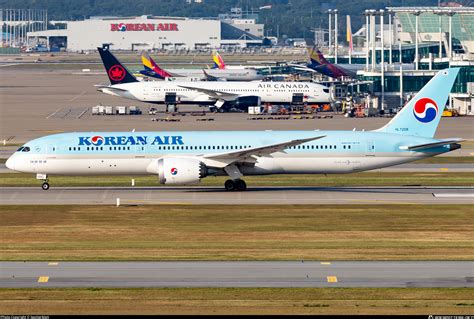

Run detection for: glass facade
[[326, 43, 443, 65], [397, 12, 474, 42], [358, 65, 474, 94]]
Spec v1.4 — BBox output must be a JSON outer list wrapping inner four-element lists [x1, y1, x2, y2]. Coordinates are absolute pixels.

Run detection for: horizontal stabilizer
[[399, 138, 464, 150], [95, 85, 129, 92]]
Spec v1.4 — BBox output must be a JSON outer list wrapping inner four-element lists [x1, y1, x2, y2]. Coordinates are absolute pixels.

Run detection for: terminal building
[[323, 6, 474, 115], [27, 14, 263, 51]]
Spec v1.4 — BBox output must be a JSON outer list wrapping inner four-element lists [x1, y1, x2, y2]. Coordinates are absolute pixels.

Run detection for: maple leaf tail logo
[[108, 65, 126, 82]]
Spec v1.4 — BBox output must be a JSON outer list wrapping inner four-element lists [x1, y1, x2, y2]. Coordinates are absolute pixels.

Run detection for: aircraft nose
[[5, 155, 15, 171]]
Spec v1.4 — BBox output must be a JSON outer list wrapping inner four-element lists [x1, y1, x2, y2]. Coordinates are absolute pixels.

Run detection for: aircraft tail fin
[[141, 51, 173, 79], [308, 46, 330, 66], [97, 47, 138, 85], [306, 46, 351, 79], [212, 51, 226, 69], [375, 68, 460, 138]]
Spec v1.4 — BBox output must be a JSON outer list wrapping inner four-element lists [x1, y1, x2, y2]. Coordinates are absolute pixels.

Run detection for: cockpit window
[[17, 147, 24, 152], [323, 88, 330, 93], [22, 146, 30, 152]]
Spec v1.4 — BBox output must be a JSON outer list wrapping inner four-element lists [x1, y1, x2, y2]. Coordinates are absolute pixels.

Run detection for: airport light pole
[[328, 9, 333, 55], [380, 9, 385, 111], [370, 9, 376, 71], [399, 64, 403, 107], [412, 10, 421, 70], [388, 9, 393, 65], [364, 10, 370, 70], [447, 10, 455, 63], [434, 10, 443, 59], [334, 9, 338, 64], [9, 9, 12, 47], [0, 9, 3, 46]]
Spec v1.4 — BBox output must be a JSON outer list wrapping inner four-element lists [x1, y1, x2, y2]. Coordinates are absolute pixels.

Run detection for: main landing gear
[[224, 179, 247, 192]]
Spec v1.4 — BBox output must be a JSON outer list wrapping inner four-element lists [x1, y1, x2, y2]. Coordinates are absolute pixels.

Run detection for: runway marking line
[[38, 276, 49, 283], [48, 262, 58, 266], [346, 199, 419, 205], [327, 276, 338, 283], [320, 262, 331, 265], [122, 199, 192, 205], [433, 193, 474, 198]]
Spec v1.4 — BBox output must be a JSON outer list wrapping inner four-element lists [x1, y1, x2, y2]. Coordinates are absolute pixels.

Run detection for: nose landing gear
[[36, 173, 50, 191]]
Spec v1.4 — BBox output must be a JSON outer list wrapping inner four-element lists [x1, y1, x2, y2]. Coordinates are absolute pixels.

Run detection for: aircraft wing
[[202, 69, 227, 81], [399, 138, 464, 151], [177, 84, 239, 101], [201, 135, 326, 167], [287, 63, 321, 73]]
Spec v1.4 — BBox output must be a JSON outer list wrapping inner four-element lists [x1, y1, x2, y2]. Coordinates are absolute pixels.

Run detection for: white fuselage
[[99, 81, 331, 105]]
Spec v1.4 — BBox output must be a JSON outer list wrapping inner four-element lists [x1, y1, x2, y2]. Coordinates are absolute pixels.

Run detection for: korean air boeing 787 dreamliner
[[6, 68, 462, 191]]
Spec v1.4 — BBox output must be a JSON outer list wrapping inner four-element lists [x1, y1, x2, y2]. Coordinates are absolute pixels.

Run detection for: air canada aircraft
[[139, 50, 264, 81], [6, 68, 462, 191], [96, 47, 330, 111]]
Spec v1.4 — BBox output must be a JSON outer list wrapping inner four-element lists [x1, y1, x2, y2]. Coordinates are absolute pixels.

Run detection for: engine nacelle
[[157, 157, 208, 185], [233, 96, 261, 108]]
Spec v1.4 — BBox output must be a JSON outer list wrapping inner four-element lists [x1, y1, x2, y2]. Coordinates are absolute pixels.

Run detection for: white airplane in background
[[96, 47, 331, 111], [6, 68, 462, 192], [139, 51, 264, 82]]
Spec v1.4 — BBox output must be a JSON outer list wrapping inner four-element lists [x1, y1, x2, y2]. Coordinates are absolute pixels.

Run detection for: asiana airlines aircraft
[[6, 68, 462, 191]]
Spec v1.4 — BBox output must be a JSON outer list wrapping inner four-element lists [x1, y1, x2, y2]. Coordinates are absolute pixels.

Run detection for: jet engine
[[157, 157, 208, 185], [232, 96, 261, 109]]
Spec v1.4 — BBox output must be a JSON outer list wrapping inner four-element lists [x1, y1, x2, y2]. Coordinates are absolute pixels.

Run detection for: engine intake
[[157, 157, 208, 185]]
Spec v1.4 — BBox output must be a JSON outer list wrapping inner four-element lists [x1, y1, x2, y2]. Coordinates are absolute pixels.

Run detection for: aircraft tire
[[42, 182, 50, 191], [235, 179, 247, 191], [224, 179, 235, 191]]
